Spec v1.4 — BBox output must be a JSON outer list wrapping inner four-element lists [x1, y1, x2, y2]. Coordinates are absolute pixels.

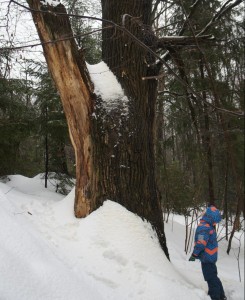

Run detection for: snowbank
[[0, 175, 244, 299]]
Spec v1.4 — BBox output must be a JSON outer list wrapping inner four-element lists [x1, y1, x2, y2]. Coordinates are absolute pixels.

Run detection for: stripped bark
[[26, 0, 170, 258], [26, 1, 95, 217]]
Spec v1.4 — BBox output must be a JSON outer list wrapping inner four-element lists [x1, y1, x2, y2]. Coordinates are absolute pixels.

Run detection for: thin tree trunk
[[199, 57, 215, 204], [227, 199, 242, 254], [44, 105, 48, 188], [45, 134, 48, 188], [223, 158, 229, 240], [203, 103, 215, 205], [168, 49, 200, 143], [186, 210, 195, 254]]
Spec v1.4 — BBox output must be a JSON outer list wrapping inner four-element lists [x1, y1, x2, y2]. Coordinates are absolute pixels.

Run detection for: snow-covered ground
[[0, 175, 244, 300]]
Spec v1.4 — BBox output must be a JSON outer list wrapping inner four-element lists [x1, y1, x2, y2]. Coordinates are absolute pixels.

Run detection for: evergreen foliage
[[33, 63, 72, 176], [0, 76, 36, 175], [64, 0, 102, 64], [154, 0, 244, 214], [0, 59, 75, 188]]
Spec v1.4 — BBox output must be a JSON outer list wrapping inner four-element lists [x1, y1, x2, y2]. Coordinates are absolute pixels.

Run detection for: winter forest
[[0, 0, 244, 299]]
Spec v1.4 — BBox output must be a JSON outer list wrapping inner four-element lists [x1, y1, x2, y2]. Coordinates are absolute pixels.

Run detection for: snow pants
[[201, 262, 225, 300]]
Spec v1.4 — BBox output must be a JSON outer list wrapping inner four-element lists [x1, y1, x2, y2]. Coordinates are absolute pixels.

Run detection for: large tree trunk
[[101, 0, 168, 257], [27, 0, 169, 259]]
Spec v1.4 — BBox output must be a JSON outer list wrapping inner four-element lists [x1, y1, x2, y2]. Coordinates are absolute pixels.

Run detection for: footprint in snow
[[103, 250, 128, 266], [87, 272, 118, 288], [133, 261, 148, 271]]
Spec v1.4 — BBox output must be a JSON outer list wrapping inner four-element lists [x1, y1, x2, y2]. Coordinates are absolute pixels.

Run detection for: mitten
[[189, 254, 196, 261]]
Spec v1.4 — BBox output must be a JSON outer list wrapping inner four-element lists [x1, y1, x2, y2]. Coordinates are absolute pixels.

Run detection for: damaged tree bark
[[26, 1, 95, 217], [27, 0, 169, 259]]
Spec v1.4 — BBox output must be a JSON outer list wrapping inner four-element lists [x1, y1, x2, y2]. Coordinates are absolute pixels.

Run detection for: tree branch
[[178, 0, 202, 35], [198, 0, 243, 36], [159, 0, 242, 64], [0, 27, 112, 51], [9, 0, 244, 118], [157, 34, 214, 48], [158, 90, 185, 97], [151, 0, 161, 22]]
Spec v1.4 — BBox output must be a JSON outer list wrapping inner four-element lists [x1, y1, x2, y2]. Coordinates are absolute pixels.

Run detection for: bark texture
[[27, 0, 169, 259], [100, 0, 169, 258]]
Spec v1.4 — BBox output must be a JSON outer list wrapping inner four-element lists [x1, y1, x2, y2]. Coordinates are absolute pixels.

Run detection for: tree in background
[[34, 64, 75, 189], [153, 0, 244, 250], [0, 73, 35, 176], [0, 55, 75, 187], [63, 0, 102, 64]]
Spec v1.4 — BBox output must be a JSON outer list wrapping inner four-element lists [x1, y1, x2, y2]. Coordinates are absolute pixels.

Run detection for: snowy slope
[[0, 175, 244, 300]]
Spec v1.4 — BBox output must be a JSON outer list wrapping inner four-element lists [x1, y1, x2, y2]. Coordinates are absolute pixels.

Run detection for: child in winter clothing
[[189, 205, 227, 300]]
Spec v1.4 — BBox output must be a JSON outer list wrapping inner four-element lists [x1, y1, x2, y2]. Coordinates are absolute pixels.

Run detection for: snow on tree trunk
[[100, 0, 169, 258], [27, 0, 169, 259]]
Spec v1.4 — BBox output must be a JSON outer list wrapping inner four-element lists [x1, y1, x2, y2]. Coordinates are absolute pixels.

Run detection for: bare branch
[[8, 0, 244, 118], [157, 34, 214, 47], [0, 27, 112, 51], [159, 0, 243, 64], [158, 90, 185, 97], [151, 0, 161, 21], [67, 0, 78, 14], [142, 73, 164, 80], [198, 0, 243, 36], [178, 0, 202, 35]]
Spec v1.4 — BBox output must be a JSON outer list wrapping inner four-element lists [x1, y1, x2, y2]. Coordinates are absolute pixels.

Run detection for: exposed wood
[[26, 0, 95, 217], [27, 0, 170, 259]]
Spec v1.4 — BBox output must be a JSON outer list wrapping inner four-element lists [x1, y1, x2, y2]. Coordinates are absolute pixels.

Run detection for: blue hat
[[203, 205, 221, 225]]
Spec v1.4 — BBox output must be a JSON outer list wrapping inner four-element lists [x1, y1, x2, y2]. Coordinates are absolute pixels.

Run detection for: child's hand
[[189, 255, 196, 261]]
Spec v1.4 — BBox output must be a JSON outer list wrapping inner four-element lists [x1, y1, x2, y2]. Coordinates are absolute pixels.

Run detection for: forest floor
[[0, 174, 244, 300]]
